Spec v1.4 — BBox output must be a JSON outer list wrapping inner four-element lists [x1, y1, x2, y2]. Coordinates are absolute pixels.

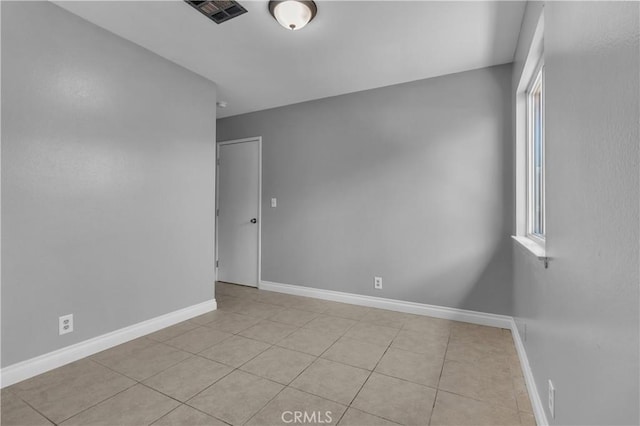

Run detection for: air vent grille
[[185, 0, 247, 24]]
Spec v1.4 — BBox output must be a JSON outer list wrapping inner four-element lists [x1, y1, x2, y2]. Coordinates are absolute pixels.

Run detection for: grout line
[[222, 291, 388, 425], [427, 327, 452, 426], [186, 404, 234, 425], [433, 388, 522, 415], [359, 369, 439, 391], [54, 379, 139, 424], [11, 284, 519, 426], [162, 333, 235, 357], [238, 356, 321, 426], [148, 403, 184, 425], [334, 332, 398, 425], [182, 368, 284, 425], [185, 346, 275, 399], [135, 382, 204, 425], [86, 357, 143, 382], [217, 286, 527, 422], [90, 341, 195, 384], [141, 354, 203, 384], [12, 394, 58, 425], [139, 380, 214, 409]]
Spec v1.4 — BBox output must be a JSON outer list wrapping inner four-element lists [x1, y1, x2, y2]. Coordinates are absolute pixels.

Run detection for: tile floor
[[1, 282, 536, 426]]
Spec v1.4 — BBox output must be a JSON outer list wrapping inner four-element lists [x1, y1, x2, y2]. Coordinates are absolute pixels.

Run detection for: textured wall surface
[[513, 2, 640, 424], [2, 1, 217, 366], [218, 64, 514, 315]]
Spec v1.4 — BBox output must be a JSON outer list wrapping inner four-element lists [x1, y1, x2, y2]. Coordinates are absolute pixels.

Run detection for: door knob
[[250, 218, 257, 224]]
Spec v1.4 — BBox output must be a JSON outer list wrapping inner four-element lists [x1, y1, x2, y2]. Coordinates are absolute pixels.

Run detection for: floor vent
[[185, 1, 247, 24]]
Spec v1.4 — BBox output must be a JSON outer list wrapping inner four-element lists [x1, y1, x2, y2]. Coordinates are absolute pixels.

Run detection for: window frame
[[525, 60, 546, 245], [513, 11, 547, 265]]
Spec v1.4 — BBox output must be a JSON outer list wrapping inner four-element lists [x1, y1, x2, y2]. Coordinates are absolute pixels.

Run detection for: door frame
[[215, 136, 262, 288]]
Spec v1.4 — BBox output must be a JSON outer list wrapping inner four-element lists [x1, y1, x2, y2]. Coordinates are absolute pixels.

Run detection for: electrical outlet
[[548, 379, 555, 418], [59, 314, 74, 335], [374, 276, 382, 289], [271, 198, 277, 208]]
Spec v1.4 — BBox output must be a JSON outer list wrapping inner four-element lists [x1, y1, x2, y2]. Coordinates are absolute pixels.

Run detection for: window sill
[[512, 235, 549, 267]]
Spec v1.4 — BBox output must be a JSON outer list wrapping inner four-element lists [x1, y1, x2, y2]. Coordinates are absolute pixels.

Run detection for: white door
[[216, 138, 261, 287]]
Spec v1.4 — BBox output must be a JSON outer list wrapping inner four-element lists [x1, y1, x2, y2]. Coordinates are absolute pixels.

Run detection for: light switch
[[271, 198, 277, 208]]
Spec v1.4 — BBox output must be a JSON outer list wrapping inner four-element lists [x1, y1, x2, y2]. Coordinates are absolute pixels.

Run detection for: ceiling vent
[[185, 1, 247, 24]]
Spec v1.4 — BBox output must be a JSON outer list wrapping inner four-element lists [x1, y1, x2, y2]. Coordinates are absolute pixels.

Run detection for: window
[[513, 14, 546, 263], [526, 64, 545, 241]]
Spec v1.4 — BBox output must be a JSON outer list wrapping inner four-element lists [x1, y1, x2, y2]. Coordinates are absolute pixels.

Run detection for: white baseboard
[[260, 280, 512, 329], [0, 299, 217, 388], [510, 319, 549, 426], [260, 280, 545, 424]]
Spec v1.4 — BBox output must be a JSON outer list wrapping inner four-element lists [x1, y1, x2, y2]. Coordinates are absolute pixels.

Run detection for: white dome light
[[269, 1, 317, 31]]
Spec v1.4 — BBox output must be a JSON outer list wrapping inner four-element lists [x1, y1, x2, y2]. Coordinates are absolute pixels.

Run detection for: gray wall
[[218, 64, 514, 315], [513, 2, 639, 424], [2, 1, 217, 367]]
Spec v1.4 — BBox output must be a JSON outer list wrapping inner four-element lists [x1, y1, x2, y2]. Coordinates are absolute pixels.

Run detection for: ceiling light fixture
[[268, 0, 317, 31]]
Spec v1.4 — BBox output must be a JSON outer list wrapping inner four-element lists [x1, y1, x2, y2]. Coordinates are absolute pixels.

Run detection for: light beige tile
[[12, 359, 135, 423], [234, 301, 286, 319], [239, 320, 298, 344], [359, 309, 410, 329], [277, 327, 342, 356], [92, 338, 191, 381], [391, 329, 448, 356], [375, 347, 443, 387], [152, 405, 227, 426], [214, 281, 236, 293], [215, 293, 232, 302], [199, 335, 271, 368], [430, 391, 521, 426], [502, 327, 514, 337], [402, 316, 452, 338], [304, 316, 357, 335], [450, 326, 516, 357], [352, 373, 436, 425], [281, 294, 314, 305], [322, 337, 387, 370], [246, 387, 346, 426], [60, 384, 179, 426], [187, 370, 283, 425], [445, 339, 513, 372], [321, 303, 371, 321], [509, 353, 525, 379], [190, 310, 232, 326], [205, 312, 261, 334], [448, 323, 517, 363], [450, 323, 507, 344], [251, 291, 299, 307], [1, 390, 53, 426], [291, 358, 369, 405], [520, 411, 537, 426], [343, 323, 398, 347], [216, 283, 257, 299], [269, 308, 319, 327], [147, 321, 200, 342], [241, 346, 316, 385], [438, 359, 517, 411], [90, 337, 153, 362], [164, 326, 232, 354], [338, 408, 400, 426], [293, 297, 334, 314], [217, 296, 247, 312], [144, 356, 232, 401], [513, 375, 533, 413]]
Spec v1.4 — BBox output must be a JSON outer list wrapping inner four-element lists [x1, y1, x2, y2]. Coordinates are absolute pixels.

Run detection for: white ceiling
[[54, 1, 526, 118]]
